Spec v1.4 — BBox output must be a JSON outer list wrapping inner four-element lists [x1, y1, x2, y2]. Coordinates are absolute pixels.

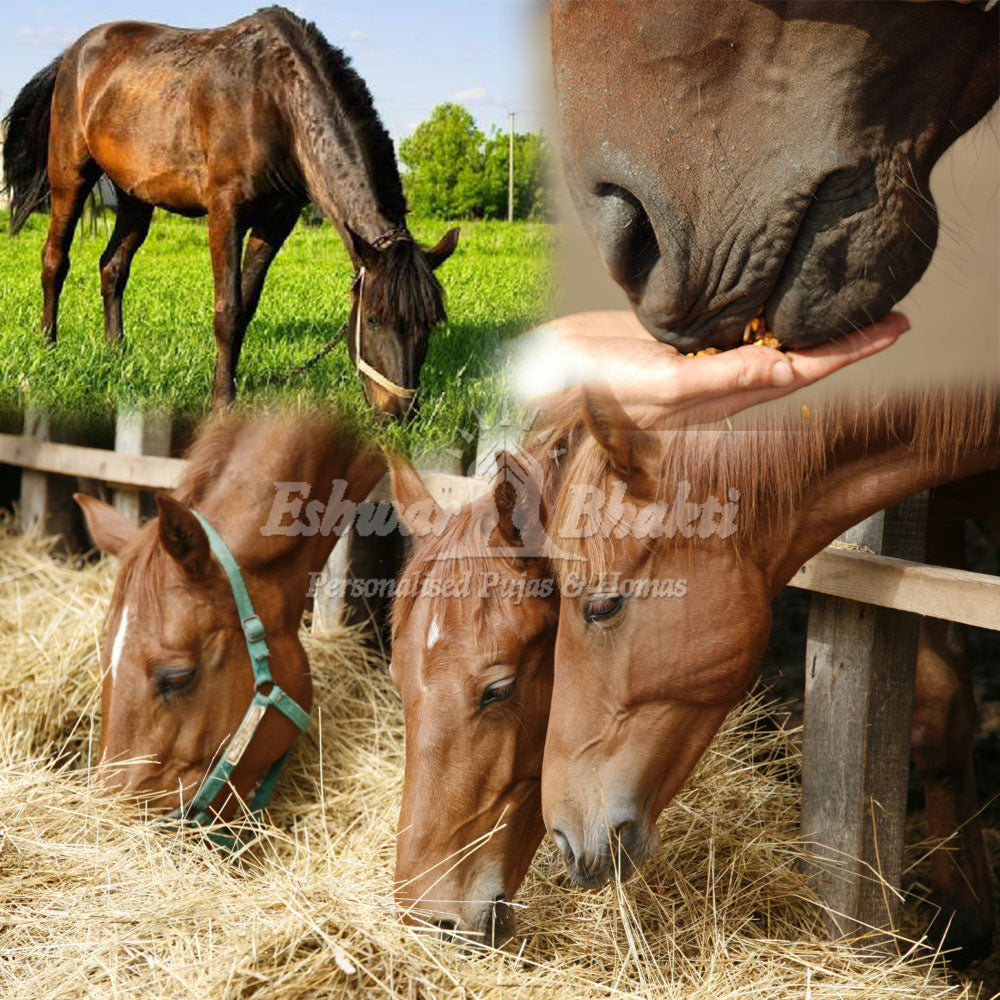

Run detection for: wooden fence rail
[[2, 431, 997, 629]]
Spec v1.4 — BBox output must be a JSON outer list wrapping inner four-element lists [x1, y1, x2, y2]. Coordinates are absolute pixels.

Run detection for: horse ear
[[580, 384, 655, 488], [74, 492, 140, 556], [493, 450, 548, 553], [155, 495, 211, 578], [347, 225, 381, 270], [386, 451, 446, 543], [425, 228, 460, 270]]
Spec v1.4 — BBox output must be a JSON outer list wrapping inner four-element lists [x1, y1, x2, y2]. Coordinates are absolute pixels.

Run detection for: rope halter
[[351, 226, 418, 403]]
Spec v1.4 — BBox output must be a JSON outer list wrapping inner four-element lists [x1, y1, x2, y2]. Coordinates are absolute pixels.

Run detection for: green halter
[[163, 511, 311, 842]]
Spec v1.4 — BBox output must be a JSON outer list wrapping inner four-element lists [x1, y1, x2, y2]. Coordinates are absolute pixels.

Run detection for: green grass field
[[0, 213, 552, 456]]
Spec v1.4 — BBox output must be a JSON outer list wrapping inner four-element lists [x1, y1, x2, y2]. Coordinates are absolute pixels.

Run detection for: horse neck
[[761, 390, 1000, 590], [189, 429, 380, 626], [285, 72, 403, 241]]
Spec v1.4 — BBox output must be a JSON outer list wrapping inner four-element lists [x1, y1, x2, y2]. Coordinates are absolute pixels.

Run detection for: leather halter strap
[[163, 512, 311, 839], [351, 225, 418, 402]]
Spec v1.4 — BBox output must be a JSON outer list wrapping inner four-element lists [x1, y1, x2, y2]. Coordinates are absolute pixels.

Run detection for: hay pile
[[0, 519, 985, 999]]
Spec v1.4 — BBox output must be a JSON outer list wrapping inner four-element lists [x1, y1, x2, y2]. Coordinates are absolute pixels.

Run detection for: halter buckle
[[241, 614, 266, 643]]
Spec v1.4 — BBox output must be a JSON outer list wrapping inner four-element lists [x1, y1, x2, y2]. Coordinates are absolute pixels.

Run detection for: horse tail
[[2, 55, 63, 235]]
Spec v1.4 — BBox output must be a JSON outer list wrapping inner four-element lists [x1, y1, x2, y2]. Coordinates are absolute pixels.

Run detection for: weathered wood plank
[[789, 546, 1000, 631], [0, 433, 184, 490], [800, 494, 928, 952]]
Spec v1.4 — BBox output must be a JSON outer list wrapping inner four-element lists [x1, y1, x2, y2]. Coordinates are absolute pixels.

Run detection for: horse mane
[[365, 239, 446, 333], [105, 407, 369, 636], [258, 6, 407, 223], [551, 382, 1000, 579]]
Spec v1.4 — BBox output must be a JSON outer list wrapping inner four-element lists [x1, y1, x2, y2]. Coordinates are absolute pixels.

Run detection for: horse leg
[[911, 515, 993, 966], [234, 201, 300, 371], [206, 200, 246, 409], [99, 190, 153, 344], [41, 172, 96, 344]]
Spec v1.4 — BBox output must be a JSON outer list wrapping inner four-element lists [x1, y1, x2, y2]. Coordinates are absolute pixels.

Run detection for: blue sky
[[0, 1, 548, 140]]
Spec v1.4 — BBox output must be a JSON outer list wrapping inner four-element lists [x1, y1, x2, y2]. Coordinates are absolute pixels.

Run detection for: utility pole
[[507, 111, 515, 223]]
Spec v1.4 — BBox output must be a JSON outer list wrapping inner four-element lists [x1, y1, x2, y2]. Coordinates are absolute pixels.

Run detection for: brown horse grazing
[[541, 385, 1000, 961], [2, 7, 458, 414], [550, 1, 998, 351], [74, 411, 383, 819], [386, 426, 578, 945]]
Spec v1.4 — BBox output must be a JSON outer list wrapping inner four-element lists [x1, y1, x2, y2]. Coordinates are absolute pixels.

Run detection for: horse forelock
[[390, 422, 582, 666], [106, 528, 172, 647], [392, 501, 516, 664], [551, 383, 1000, 584], [367, 240, 447, 333]]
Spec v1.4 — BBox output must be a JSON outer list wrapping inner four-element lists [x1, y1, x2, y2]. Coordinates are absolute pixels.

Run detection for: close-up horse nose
[[551, 813, 644, 889], [590, 182, 661, 304]]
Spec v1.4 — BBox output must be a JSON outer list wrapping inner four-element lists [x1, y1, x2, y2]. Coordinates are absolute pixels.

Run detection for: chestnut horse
[[390, 389, 998, 958], [541, 386, 1000, 962], [385, 422, 580, 945], [550, 1, 998, 350], [75, 411, 383, 822], [2, 7, 458, 413]]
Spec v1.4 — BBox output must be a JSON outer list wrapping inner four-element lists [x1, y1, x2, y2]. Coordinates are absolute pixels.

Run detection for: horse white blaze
[[110, 604, 131, 686], [426, 614, 441, 651]]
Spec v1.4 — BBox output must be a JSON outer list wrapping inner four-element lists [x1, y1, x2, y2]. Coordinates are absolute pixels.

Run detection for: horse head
[[387, 451, 557, 946], [347, 226, 459, 419], [75, 493, 313, 819], [541, 383, 1000, 888]]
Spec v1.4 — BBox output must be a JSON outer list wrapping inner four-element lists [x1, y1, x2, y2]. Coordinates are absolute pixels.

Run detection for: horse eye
[[154, 667, 197, 697], [583, 594, 624, 624], [479, 676, 517, 710]]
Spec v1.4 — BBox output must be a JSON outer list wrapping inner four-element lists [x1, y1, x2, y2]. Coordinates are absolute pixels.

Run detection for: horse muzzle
[[549, 808, 659, 889], [401, 893, 517, 949]]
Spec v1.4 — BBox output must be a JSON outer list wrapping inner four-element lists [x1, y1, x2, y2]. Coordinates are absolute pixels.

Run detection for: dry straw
[[0, 518, 986, 998]]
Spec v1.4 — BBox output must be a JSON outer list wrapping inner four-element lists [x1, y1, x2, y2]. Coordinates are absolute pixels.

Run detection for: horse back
[[53, 15, 296, 215]]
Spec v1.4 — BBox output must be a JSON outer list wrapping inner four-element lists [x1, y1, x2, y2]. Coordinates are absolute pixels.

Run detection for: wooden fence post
[[20, 409, 76, 543], [112, 409, 172, 525], [800, 493, 928, 952], [341, 475, 406, 653], [311, 534, 350, 633]]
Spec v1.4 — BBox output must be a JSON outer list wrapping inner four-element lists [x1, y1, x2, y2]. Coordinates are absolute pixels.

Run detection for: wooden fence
[[1, 417, 998, 954]]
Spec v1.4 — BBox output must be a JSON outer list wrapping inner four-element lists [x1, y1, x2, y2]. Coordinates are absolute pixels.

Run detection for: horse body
[[75, 410, 383, 818], [3, 7, 458, 412], [551, 1, 998, 351]]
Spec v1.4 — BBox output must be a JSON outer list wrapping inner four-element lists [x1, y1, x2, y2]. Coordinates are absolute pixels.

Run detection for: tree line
[[398, 103, 553, 222]]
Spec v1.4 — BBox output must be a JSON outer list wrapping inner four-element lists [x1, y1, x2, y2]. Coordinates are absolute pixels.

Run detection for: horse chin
[[763, 174, 937, 349]]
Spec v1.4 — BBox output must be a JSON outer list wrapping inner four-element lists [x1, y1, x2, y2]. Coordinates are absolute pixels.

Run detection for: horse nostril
[[592, 183, 660, 300], [486, 894, 515, 947], [552, 828, 575, 866], [432, 917, 457, 936]]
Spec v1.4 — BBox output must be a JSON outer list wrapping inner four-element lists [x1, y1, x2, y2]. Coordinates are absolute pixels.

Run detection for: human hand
[[513, 310, 908, 424]]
